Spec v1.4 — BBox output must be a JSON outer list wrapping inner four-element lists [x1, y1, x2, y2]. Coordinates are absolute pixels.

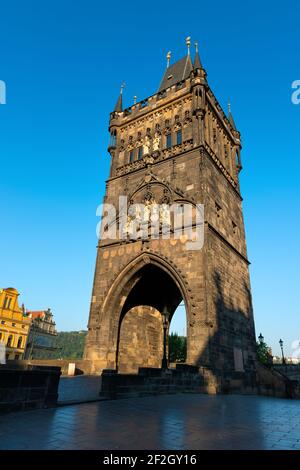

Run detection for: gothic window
[[165, 119, 170, 127], [7, 335, 13, 347], [138, 146, 143, 160], [155, 124, 160, 132], [176, 129, 182, 145], [185, 111, 190, 119], [137, 131, 142, 139], [129, 136, 133, 143], [175, 115, 180, 123], [166, 133, 172, 149], [110, 130, 117, 147], [129, 150, 134, 163]]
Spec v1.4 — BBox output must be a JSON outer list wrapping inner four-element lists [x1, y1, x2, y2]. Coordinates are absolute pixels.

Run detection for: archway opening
[[117, 263, 186, 373], [169, 302, 187, 364]]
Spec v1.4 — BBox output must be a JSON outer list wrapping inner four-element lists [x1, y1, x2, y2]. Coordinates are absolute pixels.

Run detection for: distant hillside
[[52, 330, 87, 359]]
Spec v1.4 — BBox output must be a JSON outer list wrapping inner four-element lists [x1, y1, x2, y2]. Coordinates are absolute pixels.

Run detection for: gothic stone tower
[[84, 40, 257, 391]]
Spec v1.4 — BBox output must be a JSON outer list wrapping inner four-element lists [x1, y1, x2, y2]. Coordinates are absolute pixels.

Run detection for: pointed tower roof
[[114, 83, 124, 112], [228, 101, 237, 130], [158, 37, 193, 92], [158, 55, 193, 92], [193, 42, 202, 69]]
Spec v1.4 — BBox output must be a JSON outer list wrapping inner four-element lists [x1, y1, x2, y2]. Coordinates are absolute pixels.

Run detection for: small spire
[[166, 51, 171, 68], [114, 82, 125, 112], [193, 41, 202, 69], [133, 95, 137, 105], [228, 100, 231, 114], [186, 36, 191, 55], [227, 100, 237, 130]]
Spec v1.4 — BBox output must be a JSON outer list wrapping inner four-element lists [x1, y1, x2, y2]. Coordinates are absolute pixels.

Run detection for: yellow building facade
[[0, 288, 31, 360]]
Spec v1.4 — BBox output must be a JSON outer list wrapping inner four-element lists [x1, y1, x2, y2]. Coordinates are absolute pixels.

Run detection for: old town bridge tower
[[84, 39, 257, 391]]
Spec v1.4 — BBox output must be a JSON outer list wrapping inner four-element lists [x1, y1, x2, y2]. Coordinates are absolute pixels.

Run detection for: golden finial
[[133, 95, 137, 105], [166, 51, 171, 67], [186, 36, 191, 55]]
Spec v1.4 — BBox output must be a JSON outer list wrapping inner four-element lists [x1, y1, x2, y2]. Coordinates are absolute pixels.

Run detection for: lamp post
[[258, 333, 264, 345], [161, 307, 169, 370], [279, 339, 286, 365]]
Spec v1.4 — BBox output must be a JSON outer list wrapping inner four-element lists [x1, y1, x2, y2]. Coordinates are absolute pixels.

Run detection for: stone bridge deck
[[1, 394, 300, 450]]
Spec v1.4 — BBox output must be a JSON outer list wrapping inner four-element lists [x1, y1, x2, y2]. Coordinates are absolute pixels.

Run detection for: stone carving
[[143, 135, 151, 155], [153, 133, 161, 151]]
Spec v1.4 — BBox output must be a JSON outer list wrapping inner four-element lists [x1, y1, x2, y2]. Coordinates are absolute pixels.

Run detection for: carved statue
[[153, 133, 161, 151], [143, 135, 151, 155], [160, 204, 171, 226]]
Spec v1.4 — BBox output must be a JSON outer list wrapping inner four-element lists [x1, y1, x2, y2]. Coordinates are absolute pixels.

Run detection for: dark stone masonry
[[84, 44, 258, 394]]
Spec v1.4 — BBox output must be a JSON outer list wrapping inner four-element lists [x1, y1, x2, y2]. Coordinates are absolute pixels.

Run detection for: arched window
[[166, 133, 172, 149], [17, 336, 23, 349], [7, 335, 13, 347]]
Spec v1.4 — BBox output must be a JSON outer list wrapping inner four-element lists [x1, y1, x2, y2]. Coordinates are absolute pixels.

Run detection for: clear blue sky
[[1, 1, 299, 356]]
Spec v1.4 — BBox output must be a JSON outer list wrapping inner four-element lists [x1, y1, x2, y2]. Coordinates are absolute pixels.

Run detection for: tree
[[256, 339, 273, 366], [168, 332, 186, 363]]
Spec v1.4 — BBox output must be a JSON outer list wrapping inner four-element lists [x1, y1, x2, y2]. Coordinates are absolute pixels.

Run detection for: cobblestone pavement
[[58, 376, 102, 404], [1, 394, 300, 450]]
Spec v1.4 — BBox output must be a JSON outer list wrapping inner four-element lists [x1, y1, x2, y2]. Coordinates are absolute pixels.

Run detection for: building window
[[1, 320, 5, 325], [129, 150, 134, 163], [109, 130, 117, 148], [166, 133, 172, 149], [215, 202, 222, 218], [7, 335, 13, 348], [213, 128, 217, 144], [17, 336, 23, 349], [176, 129, 182, 145], [138, 146, 143, 160], [12, 323, 16, 327], [232, 221, 237, 234]]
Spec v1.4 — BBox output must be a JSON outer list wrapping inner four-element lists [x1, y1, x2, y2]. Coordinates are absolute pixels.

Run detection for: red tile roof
[[26, 310, 45, 320]]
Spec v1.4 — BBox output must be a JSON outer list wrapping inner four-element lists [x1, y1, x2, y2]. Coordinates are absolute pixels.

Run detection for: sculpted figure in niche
[[160, 204, 171, 227], [153, 132, 161, 151], [143, 135, 151, 155]]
